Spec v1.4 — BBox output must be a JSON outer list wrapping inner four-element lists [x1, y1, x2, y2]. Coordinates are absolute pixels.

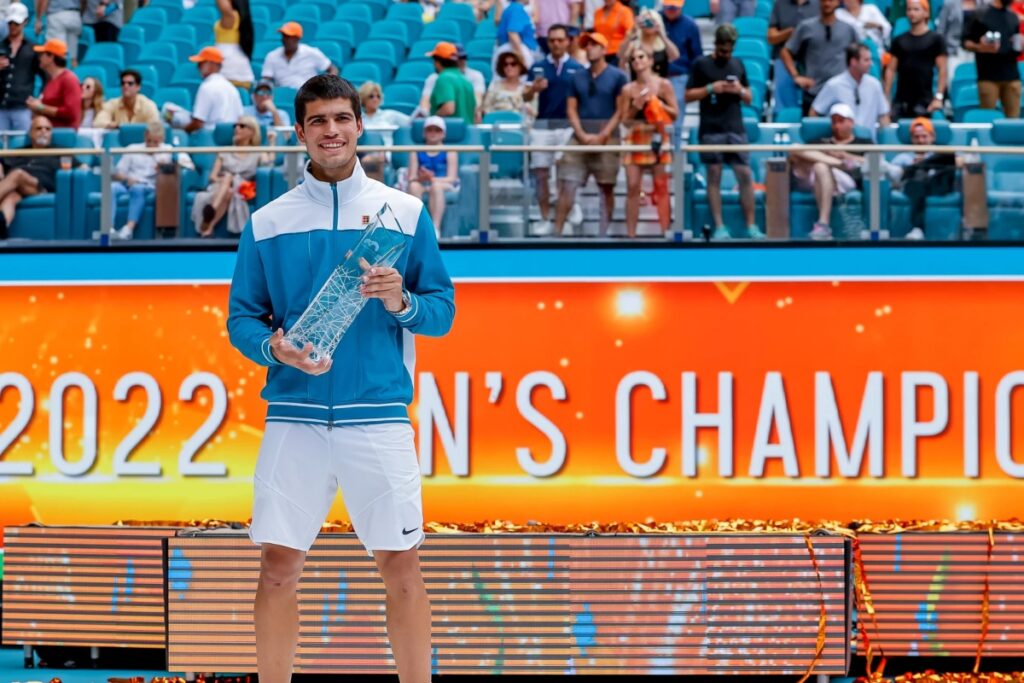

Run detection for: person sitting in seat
[[406, 115, 459, 238], [887, 117, 956, 240], [0, 115, 61, 238]]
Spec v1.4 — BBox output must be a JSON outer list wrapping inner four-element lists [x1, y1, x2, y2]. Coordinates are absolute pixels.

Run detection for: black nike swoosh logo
[[402, 527, 419, 536]]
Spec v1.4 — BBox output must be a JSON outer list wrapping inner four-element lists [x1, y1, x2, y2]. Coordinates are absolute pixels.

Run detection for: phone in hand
[[726, 75, 739, 83], [531, 65, 545, 81]]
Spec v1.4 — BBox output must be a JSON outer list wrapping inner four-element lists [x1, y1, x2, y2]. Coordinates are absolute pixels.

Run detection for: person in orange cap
[[260, 21, 337, 89], [888, 117, 956, 239], [426, 41, 477, 123], [26, 39, 81, 129], [176, 46, 244, 132], [593, 0, 634, 66]]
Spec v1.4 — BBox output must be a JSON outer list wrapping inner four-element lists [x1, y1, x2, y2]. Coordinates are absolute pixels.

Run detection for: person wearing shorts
[[227, 74, 455, 683], [555, 32, 627, 236]]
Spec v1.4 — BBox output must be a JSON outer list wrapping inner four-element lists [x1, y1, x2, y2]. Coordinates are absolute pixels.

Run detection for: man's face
[[547, 29, 570, 58], [911, 125, 935, 145], [144, 129, 165, 147], [585, 42, 605, 63], [821, 0, 840, 15], [714, 40, 734, 61], [38, 51, 53, 68], [906, 0, 927, 23], [282, 35, 299, 53], [296, 97, 362, 172], [663, 6, 682, 21], [850, 47, 871, 76], [831, 114, 854, 139], [254, 90, 272, 111], [30, 118, 52, 147], [120, 73, 139, 98], [8, 20, 23, 38]]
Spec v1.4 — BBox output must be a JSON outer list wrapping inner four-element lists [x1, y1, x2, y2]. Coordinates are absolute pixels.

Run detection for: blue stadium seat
[[386, 2, 425, 42], [81, 41, 123, 72], [272, 86, 297, 121], [368, 21, 411, 56], [331, 4, 372, 36], [473, 20, 497, 40], [128, 7, 168, 42], [963, 109, 1003, 124], [733, 16, 769, 39], [684, 0, 711, 17], [254, 40, 279, 62], [158, 24, 198, 63], [249, 4, 271, 31], [169, 63, 203, 91], [342, 62, 384, 88], [352, 0, 390, 21], [318, 21, 355, 59], [282, 5, 320, 26], [466, 37, 494, 61], [138, 43, 178, 80], [132, 64, 160, 100], [420, 19, 462, 44], [409, 39, 441, 63], [311, 41, 344, 71], [155, 86, 193, 112], [774, 106, 804, 123], [437, 2, 476, 42], [74, 64, 111, 91], [250, 0, 285, 21], [147, 0, 185, 22], [352, 40, 400, 82], [688, 123, 767, 235], [394, 61, 435, 87], [383, 83, 420, 115], [887, 119, 960, 238], [987, 119, 1024, 239]]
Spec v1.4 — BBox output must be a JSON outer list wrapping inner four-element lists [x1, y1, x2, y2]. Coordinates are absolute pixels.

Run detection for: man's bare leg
[[255, 543, 306, 683], [813, 162, 836, 224], [375, 548, 431, 683]]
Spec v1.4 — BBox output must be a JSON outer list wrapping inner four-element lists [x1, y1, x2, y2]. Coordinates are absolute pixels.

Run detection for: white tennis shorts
[[249, 421, 425, 554]]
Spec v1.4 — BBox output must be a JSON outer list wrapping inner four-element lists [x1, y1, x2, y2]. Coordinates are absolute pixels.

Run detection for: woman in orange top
[[593, 0, 635, 66]]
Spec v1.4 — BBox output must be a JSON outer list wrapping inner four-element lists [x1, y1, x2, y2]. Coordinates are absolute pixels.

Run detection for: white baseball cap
[[6, 4, 29, 25], [829, 103, 856, 120], [423, 115, 446, 132]]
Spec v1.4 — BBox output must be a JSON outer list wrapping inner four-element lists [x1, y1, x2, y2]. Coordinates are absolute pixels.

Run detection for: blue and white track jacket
[[227, 161, 455, 428]]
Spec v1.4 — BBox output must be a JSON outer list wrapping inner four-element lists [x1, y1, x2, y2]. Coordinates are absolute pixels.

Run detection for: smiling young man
[[226, 74, 455, 683]]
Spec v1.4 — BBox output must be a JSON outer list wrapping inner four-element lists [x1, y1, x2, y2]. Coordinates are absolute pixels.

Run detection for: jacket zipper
[[328, 181, 339, 431]]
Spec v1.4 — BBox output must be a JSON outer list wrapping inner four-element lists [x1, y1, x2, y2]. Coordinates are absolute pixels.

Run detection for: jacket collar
[[301, 159, 369, 206]]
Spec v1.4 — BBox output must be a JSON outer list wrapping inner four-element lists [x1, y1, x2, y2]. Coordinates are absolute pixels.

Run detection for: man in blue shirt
[[524, 23, 584, 235], [555, 32, 627, 237], [496, 0, 539, 72], [661, 0, 703, 133]]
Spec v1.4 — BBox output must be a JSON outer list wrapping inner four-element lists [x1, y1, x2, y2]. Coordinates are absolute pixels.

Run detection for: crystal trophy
[[283, 203, 406, 361]]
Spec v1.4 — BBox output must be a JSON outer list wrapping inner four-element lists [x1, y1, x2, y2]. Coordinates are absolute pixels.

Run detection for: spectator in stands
[[964, 0, 1022, 118], [836, 0, 890, 50], [407, 115, 459, 237], [555, 32, 627, 236], [790, 102, 873, 240], [79, 76, 103, 127], [0, 115, 59, 237], [482, 49, 537, 118], [426, 41, 478, 124], [214, 0, 254, 88], [536, 0, 581, 54], [885, 0, 948, 119], [82, 0, 122, 43], [0, 4, 38, 132], [359, 80, 409, 182], [716, 0, 755, 26], [110, 121, 196, 240], [94, 69, 160, 128], [812, 42, 890, 132], [179, 47, 244, 133], [781, 0, 861, 114], [886, 116, 956, 240], [769, 0, 820, 113], [524, 23, 584, 235], [618, 9, 679, 78], [937, 0, 964, 77], [618, 43, 677, 236], [661, 0, 703, 118], [192, 114, 273, 236], [496, 0, 539, 70], [418, 44, 487, 116], [260, 22, 338, 90], [687, 23, 761, 239], [27, 39, 80, 128], [244, 80, 289, 127], [593, 0, 634, 66], [34, 0, 81, 67]]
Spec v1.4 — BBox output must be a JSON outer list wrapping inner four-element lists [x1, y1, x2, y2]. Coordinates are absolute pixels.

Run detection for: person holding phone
[[617, 9, 679, 78]]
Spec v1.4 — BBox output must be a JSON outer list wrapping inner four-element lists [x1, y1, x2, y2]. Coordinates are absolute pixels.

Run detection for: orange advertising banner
[[2, 272, 1024, 534]]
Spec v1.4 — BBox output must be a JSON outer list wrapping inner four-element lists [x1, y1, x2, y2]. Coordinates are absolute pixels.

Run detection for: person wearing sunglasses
[[481, 49, 537, 119], [811, 42, 890, 135], [93, 69, 160, 128], [781, 0, 861, 114], [555, 32, 627, 236], [244, 79, 290, 128]]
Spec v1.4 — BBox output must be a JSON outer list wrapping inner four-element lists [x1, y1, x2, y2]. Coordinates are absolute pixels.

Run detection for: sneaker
[[809, 222, 832, 240], [746, 225, 766, 240], [568, 203, 583, 227], [113, 226, 133, 240], [532, 219, 553, 236], [713, 226, 731, 240], [905, 227, 925, 240]]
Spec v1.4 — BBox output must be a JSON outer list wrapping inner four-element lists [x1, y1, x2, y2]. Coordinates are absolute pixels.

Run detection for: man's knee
[[259, 544, 305, 588], [375, 549, 425, 597], [129, 184, 147, 197]]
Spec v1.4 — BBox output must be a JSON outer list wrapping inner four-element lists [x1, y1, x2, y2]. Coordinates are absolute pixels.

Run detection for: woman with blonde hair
[[358, 80, 410, 182], [192, 115, 273, 236], [618, 9, 679, 78], [80, 77, 105, 128], [617, 43, 678, 237]]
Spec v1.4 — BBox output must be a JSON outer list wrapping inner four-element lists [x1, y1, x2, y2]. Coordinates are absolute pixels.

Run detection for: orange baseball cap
[[188, 46, 224, 64], [579, 32, 609, 49], [663, 0, 684, 7], [911, 116, 935, 136], [426, 41, 458, 59], [33, 38, 67, 58], [278, 21, 303, 38]]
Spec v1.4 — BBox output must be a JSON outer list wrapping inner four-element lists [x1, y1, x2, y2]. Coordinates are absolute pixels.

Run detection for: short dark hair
[[120, 68, 142, 85], [846, 42, 869, 65], [547, 24, 571, 39], [294, 74, 362, 128]]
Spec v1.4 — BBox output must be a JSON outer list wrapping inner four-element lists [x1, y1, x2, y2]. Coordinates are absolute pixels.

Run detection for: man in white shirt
[[260, 21, 338, 90], [416, 43, 486, 116], [811, 42, 890, 133], [111, 121, 195, 239], [179, 46, 244, 133]]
